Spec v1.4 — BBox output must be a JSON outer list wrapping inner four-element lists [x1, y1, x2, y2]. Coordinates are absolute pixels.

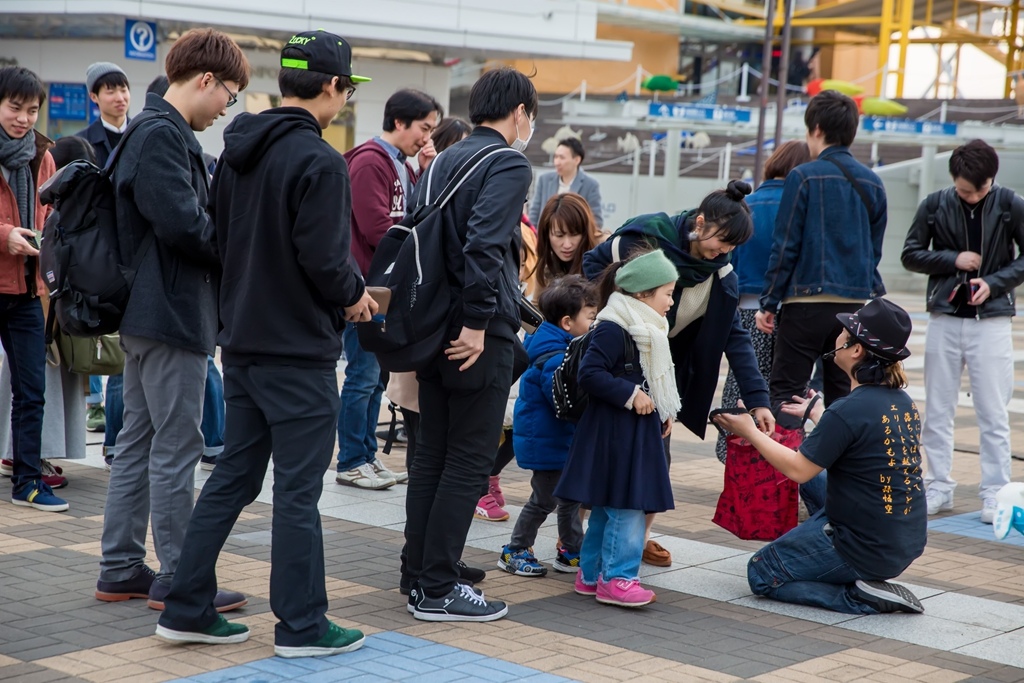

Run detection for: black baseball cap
[[281, 29, 371, 83]]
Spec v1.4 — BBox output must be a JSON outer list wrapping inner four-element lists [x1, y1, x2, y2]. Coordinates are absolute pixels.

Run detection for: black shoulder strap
[[823, 156, 874, 221], [999, 186, 1016, 224], [925, 191, 941, 226], [426, 144, 521, 209], [102, 111, 170, 175], [532, 350, 562, 370], [620, 326, 635, 375]]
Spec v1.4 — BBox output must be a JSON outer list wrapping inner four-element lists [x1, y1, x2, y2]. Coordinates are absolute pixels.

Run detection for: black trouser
[[769, 302, 859, 430], [479, 428, 516, 497], [508, 469, 583, 553], [401, 407, 420, 471], [158, 364, 340, 647], [404, 337, 514, 598], [0, 294, 45, 489]]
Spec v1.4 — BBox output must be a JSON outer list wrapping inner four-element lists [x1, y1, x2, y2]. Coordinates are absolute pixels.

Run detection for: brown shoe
[[642, 540, 672, 567]]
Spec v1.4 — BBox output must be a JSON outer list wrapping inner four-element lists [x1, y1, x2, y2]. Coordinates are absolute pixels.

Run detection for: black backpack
[[39, 113, 163, 337], [552, 324, 635, 422], [357, 144, 520, 372]]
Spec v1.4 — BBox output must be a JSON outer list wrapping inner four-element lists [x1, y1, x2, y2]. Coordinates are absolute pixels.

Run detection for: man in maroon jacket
[[336, 89, 443, 489]]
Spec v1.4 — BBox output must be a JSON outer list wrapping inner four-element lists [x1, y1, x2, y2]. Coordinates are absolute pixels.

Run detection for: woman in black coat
[[583, 181, 775, 565]]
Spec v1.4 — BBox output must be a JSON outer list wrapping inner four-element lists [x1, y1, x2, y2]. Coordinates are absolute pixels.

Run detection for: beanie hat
[[86, 62, 127, 94], [614, 250, 678, 294]]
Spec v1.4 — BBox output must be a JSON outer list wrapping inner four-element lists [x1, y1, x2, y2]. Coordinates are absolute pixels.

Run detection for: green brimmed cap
[[281, 29, 371, 83], [615, 250, 678, 293]]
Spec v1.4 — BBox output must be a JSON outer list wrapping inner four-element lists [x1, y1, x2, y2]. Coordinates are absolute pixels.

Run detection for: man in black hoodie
[[156, 30, 376, 655]]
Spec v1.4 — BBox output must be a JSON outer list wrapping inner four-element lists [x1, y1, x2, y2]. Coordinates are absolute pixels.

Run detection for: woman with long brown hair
[[530, 193, 598, 297]]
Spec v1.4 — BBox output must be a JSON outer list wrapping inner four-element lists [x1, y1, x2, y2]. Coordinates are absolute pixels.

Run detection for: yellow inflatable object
[[860, 97, 909, 116], [819, 79, 864, 96]]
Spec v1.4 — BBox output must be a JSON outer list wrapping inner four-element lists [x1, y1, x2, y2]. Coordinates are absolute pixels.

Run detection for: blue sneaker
[[12, 480, 69, 512], [497, 545, 547, 577], [552, 548, 580, 573]]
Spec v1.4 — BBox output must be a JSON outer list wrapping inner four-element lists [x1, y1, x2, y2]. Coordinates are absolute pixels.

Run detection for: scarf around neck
[[0, 127, 37, 233], [597, 292, 681, 422], [619, 211, 729, 288]]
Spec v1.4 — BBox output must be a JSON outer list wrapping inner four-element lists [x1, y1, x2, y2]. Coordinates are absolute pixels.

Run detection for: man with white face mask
[[401, 67, 536, 623]]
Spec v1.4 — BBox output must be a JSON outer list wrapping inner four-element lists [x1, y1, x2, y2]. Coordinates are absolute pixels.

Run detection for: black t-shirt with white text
[[799, 384, 927, 578]]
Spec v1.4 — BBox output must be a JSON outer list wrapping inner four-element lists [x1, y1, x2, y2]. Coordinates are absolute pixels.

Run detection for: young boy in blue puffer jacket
[[498, 276, 597, 577]]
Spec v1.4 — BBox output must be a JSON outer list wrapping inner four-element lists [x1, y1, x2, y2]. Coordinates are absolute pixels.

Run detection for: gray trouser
[[99, 335, 206, 583], [509, 469, 583, 554]]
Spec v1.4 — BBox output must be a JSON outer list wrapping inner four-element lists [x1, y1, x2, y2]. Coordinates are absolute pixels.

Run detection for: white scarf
[[597, 292, 681, 422]]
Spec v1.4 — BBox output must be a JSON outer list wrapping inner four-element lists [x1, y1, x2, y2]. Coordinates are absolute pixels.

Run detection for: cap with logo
[[281, 30, 371, 83], [993, 481, 1024, 540]]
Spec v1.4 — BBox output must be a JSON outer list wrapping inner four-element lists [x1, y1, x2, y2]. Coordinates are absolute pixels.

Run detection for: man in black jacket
[[402, 67, 535, 622], [96, 29, 249, 613], [901, 140, 1024, 523], [156, 30, 375, 654]]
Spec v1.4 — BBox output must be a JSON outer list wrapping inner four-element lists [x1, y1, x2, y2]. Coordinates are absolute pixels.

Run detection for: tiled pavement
[[2, 291, 1024, 683]]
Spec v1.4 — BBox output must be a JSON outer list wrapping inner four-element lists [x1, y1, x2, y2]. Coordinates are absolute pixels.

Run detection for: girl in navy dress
[[555, 249, 680, 607]]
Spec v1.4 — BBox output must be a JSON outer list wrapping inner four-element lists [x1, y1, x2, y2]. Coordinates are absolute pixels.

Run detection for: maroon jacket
[[343, 139, 417, 276]]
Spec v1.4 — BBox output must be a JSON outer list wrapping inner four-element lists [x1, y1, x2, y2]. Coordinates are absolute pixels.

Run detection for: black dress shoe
[[95, 564, 156, 602], [147, 580, 248, 613]]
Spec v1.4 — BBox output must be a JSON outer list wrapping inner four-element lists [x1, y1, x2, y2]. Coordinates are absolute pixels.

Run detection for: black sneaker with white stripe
[[852, 580, 924, 614], [412, 583, 508, 622]]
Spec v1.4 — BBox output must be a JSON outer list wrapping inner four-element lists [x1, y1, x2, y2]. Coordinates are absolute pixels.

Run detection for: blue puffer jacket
[[513, 321, 575, 471]]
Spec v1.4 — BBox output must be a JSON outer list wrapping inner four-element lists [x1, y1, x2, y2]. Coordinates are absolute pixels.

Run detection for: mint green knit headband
[[615, 250, 678, 293]]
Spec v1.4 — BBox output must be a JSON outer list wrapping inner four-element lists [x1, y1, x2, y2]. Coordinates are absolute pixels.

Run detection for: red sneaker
[[1, 458, 66, 488], [596, 577, 656, 607], [0, 459, 11, 477], [488, 475, 505, 508], [474, 493, 509, 521]]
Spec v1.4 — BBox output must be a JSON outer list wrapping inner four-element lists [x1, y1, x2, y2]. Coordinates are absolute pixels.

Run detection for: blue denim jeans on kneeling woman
[[579, 506, 646, 584], [747, 509, 882, 614]]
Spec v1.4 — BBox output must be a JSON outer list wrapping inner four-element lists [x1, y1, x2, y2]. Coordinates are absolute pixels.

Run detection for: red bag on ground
[[713, 426, 801, 541]]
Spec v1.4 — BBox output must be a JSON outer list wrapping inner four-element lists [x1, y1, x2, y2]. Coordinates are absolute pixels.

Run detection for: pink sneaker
[[574, 572, 598, 596], [474, 493, 509, 521], [596, 577, 656, 607], [488, 475, 505, 508]]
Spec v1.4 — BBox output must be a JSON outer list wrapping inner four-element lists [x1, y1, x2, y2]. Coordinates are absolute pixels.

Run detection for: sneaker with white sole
[[371, 458, 408, 484], [274, 622, 365, 658], [413, 583, 508, 622], [155, 615, 250, 645], [852, 580, 924, 614], [497, 546, 547, 577], [474, 493, 509, 521], [335, 463, 395, 490], [980, 496, 998, 524], [925, 488, 954, 515]]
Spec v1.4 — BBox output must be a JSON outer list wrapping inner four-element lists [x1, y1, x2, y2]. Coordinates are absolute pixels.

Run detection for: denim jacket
[[734, 179, 784, 296], [759, 146, 888, 311]]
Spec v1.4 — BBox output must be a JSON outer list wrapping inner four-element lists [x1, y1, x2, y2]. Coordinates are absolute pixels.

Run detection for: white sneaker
[[980, 497, 998, 524], [335, 463, 396, 490], [371, 458, 408, 484], [926, 488, 954, 515]]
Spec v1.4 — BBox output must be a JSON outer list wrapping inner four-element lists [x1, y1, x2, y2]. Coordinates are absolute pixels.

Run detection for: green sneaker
[[154, 615, 249, 645], [274, 622, 365, 658], [86, 405, 106, 432]]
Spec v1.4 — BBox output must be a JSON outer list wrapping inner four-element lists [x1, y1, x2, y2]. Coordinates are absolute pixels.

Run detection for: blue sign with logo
[[125, 19, 157, 61], [648, 102, 752, 124], [861, 116, 958, 136], [48, 83, 89, 120]]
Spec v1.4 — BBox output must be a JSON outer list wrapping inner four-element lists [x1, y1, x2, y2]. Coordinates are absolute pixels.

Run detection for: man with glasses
[[156, 30, 376, 654], [95, 28, 250, 614]]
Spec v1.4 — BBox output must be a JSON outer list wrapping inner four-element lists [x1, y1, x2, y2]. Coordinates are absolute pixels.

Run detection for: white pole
[[940, 100, 948, 123], [648, 140, 657, 177], [630, 147, 641, 217], [722, 142, 733, 181], [736, 63, 751, 102], [635, 65, 643, 97], [581, 79, 587, 103]]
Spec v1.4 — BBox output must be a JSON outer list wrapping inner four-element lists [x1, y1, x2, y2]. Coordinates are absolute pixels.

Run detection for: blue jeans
[[336, 324, 383, 471], [0, 295, 45, 489], [201, 357, 224, 456], [747, 509, 882, 614], [103, 374, 124, 450], [579, 506, 646, 584], [88, 376, 103, 405], [800, 470, 827, 516]]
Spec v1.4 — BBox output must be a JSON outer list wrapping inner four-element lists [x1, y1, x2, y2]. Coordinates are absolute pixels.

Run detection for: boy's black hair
[[92, 71, 130, 95], [538, 274, 597, 325], [558, 137, 585, 163], [696, 179, 753, 245], [383, 89, 443, 132], [949, 139, 999, 189], [51, 136, 97, 168], [804, 90, 859, 147], [468, 67, 538, 126], [278, 47, 355, 100], [0, 66, 47, 106], [147, 75, 169, 97]]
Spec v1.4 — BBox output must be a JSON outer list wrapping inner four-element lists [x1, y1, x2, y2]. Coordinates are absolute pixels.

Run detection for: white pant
[[921, 313, 1013, 500]]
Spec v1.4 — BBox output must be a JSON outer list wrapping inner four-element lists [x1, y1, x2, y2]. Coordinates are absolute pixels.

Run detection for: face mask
[[511, 109, 534, 152]]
